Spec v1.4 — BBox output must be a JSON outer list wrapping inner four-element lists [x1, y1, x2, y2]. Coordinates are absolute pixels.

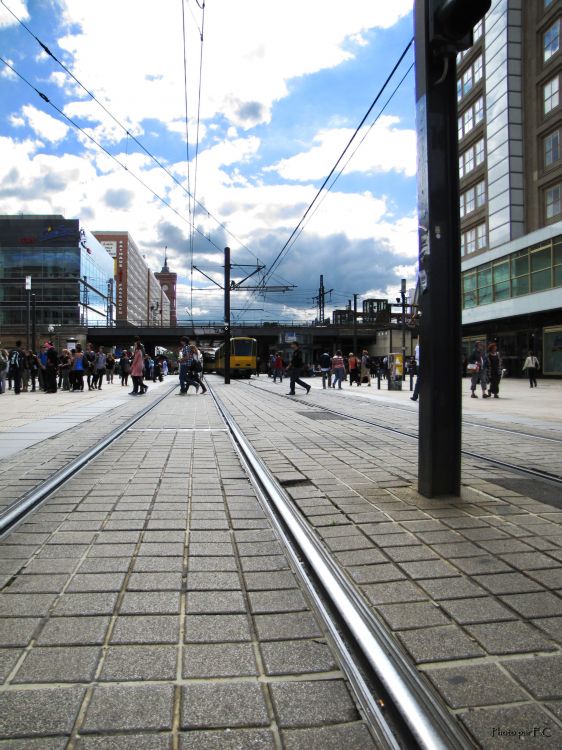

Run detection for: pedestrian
[[319, 351, 331, 389], [8, 340, 25, 395], [411, 340, 421, 401], [44, 343, 58, 393], [348, 352, 360, 386], [360, 349, 371, 386], [271, 351, 283, 383], [177, 337, 200, 394], [268, 353, 276, 378], [286, 342, 311, 396], [331, 350, 345, 389], [119, 351, 131, 386], [523, 350, 540, 388], [0, 348, 8, 394], [59, 349, 72, 391], [162, 358, 169, 377], [93, 346, 106, 389], [106, 352, 115, 384], [189, 345, 207, 394], [71, 344, 87, 391], [486, 343, 502, 398], [84, 343, 96, 390], [130, 340, 148, 395], [468, 341, 488, 398], [27, 350, 39, 391]]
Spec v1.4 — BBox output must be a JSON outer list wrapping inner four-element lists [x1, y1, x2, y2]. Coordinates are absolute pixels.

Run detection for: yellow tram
[[214, 337, 257, 378]]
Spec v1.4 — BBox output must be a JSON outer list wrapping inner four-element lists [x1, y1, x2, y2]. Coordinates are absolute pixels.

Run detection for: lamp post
[[25, 276, 31, 350], [401, 279, 407, 380]]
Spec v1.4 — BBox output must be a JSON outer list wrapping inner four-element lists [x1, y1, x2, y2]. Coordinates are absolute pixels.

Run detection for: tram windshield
[[233, 340, 254, 356]]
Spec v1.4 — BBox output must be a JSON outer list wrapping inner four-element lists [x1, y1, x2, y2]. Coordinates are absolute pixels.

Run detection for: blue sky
[[0, 0, 418, 322]]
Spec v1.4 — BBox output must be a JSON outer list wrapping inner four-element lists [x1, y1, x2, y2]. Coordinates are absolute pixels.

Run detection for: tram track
[[245, 379, 562, 487]]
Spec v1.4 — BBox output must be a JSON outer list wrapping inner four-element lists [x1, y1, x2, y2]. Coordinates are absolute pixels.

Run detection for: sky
[[0, 0, 418, 324]]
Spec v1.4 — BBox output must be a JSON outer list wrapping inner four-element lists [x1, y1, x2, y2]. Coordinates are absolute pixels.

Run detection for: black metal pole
[[353, 293, 358, 355], [26, 289, 31, 350], [224, 246, 231, 385], [415, 0, 462, 497], [401, 279, 406, 381], [31, 293, 36, 353]]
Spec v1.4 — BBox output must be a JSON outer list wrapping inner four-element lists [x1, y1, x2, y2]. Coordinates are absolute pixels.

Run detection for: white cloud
[[0, 57, 17, 79], [20, 104, 70, 143], [0, 0, 29, 28], [268, 116, 416, 181]]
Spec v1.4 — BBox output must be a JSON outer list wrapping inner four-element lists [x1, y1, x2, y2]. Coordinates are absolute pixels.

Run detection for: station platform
[[0, 375, 561, 748]]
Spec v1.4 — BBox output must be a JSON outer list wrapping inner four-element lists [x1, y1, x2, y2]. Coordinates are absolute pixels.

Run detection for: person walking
[[71, 344, 87, 391], [44, 343, 58, 393], [331, 350, 345, 389], [84, 343, 96, 390], [347, 352, 360, 386], [411, 340, 421, 402], [188, 345, 207, 394], [27, 350, 39, 391], [360, 350, 371, 386], [273, 352, 284, 383], [119, 351, 131, 386], [286, 342, 310, 396], [106, 352, 115, 384], [468, 341, 488, 398], [523, 351, 540, 387], [319, 351, 332, 389], [0, 348, 8, 394], [58, 349, 72, 391], [130, 340, 147, 395], [93, 346, 107, 389], [177, 337, 200, 394], [486, 343, 502, 398], [8, 340, 26, 395]]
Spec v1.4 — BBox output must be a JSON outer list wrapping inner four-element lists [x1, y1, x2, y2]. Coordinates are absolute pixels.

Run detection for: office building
[[458, 0, 562, 375], [93, 231, 171, 326], [0, 215, 114, 346]]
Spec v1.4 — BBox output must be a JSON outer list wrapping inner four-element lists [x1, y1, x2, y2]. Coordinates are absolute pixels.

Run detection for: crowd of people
[[467, 341, 541, 398], [0, 338, 172, 396]]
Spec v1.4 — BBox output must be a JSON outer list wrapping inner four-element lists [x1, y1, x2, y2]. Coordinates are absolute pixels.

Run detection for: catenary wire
[[181, 0, 194, 314], [190, 0, 206, 314]]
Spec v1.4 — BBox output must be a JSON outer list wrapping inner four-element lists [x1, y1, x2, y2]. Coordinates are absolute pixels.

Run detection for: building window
[[459, 155, 465, 179], [458, 97, 484, 140], [474, 19, 483, 42], [475, 138, 485, 166], [544, 75, 560, 114], [545, 0, 554, 7], [544, 20, 560, 62], [476, 223, 487, 250], [476, 180, 486, 208], [466, 228, 476, 254], [544, 130, 560, 167], [473, 55, 483, 84], [474, 96, 484, 124], [461, 186, 476, 215], [546, 184, 562, 218], [457, 56, 483, 103]]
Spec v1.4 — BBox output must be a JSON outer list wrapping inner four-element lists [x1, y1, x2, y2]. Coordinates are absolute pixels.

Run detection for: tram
[[214, 337, 257, 378]]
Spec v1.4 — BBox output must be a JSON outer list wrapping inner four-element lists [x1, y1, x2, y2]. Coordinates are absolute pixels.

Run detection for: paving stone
[[449, 556, 513, 575], [368, 533, 419, 548], [260, 639, 337, 675], [127, 572, 183, 590], [131, 557, 183, 573], [0, 648, 23, 681], [82, 684, 174, 732], [416, 577, 488, 600], [384, 546, 439, 562], [362, 580, 426, 605], [397, 624, 484, 663], [0, 593, 57, 617], [466, 621, 557, 655], [188, 556, 238, 572], [67, 572, 127, 592], [0, 617, 41, 647], [100, 645, 178, 681], [500, 592, 562, 618], [185, 614, 251, 643], [244, 571, 298, 590], [499, 552, 559, 570], [472, 572, 544, 595], [189, 542, 234, 557], [111, 616, 180, 644], [334, 549, 388, 566], [439, 597, 517, 625], [181, 683, 269, 728], [532, 616, 562, 642], [348, 564, 405, 584], [527, 569, 562, 589], [254, 612, 322, 641], [477, 539, 536, 554], [375, 602, 450, 630], [282, 724, 378, 749], [119, 592, 181, 615], [270, 680, 358, 727], [0, 686, 85, 736], [6, 573, 70, 593], [186, 572, 241, 590], [89, 544, 136, 557], [505, 656, 562, 699], [186, 590, 246, 614], [183, 643, 257, 677], [76, 734, 172, 750], [323, 535, 373, 552], [0, 739, 67, 750], [426, 664, 527, 708], [398, 560, 460, 579], [425, 542, 483, 558], [52, 593, 118, 616], [248, 589, 308, 614], [78, 558, 131, 573], [38, 616, 111, 645], [13, 645, 100, 683], [459, 704, 562, 749], [178, 729, 274, 749]]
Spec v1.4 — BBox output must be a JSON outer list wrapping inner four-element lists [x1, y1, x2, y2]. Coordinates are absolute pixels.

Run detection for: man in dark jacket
[[286, 342, 310, 396], [8, 340, 25, 394], [319, 351, 331, 389]]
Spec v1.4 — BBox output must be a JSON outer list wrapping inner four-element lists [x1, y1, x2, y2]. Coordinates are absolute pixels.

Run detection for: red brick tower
[[155, 249, 177, 325]]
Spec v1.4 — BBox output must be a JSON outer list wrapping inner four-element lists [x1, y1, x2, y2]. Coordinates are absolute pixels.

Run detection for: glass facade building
[[0, 215, 115, 329]]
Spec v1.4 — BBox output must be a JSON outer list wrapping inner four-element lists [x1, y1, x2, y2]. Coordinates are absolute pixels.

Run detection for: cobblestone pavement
[[0, 389, 378, 749], [0, 379, 172, 514], [214, 378, 562, 749]]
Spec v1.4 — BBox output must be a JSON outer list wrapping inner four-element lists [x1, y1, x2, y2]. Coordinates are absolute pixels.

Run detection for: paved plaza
[[0, 375, 561, 748]]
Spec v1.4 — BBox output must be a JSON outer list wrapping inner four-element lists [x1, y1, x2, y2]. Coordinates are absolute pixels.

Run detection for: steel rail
[[246, 381, 562, 486], [210, 384, 472, 750], [0, 383, 178, 536]]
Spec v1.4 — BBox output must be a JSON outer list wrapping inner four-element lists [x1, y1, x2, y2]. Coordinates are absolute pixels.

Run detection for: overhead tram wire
[[0, 56, 222, 254], [0, 0, 260, 266], [181, 0, 194, 316], [235, 38, 414, 321]]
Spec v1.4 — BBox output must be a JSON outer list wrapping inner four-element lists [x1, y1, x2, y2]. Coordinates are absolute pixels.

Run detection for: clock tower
[[155, 250, 177, 326]]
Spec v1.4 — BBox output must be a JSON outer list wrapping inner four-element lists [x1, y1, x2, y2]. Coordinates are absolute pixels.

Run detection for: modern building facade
[[458, 0, 562, 375], [93, 231, 171, 327], [0, 215, 115, 345]]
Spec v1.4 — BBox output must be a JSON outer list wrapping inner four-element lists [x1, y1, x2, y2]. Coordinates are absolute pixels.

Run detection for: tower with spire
[[155, 247, 177, 325]]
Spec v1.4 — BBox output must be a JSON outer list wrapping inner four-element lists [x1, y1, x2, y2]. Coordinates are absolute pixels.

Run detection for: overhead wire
[[181, 0, 194, 316]]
